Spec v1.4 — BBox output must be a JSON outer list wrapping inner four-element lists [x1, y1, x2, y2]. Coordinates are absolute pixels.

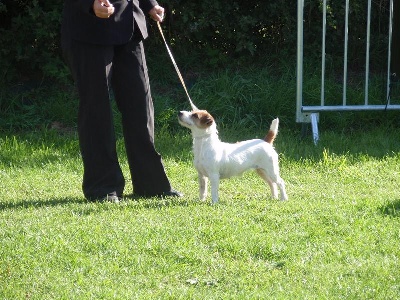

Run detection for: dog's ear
[[205, 116, 214, 126], [192, 110, 214, 128], [200, 114, 214, 127]]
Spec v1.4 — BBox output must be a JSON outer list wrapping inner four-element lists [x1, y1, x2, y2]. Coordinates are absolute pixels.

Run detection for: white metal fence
[[296, 0, 400, 144]]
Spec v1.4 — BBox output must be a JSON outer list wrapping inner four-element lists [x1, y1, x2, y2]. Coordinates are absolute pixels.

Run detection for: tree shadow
[[276, 125, 400, 162], [379, 199, 400, 217]]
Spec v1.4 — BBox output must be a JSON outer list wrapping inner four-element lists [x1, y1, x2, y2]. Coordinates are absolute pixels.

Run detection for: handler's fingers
[[149, 5, 165, 22], [93, 0, 115, 18], [101, 0, 112, 6]]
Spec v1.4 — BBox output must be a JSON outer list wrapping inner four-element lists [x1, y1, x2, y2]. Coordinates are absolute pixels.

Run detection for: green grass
[[1, 126, 399, 299], [3, 59, 399, 134], [1, 58, 400, 298]]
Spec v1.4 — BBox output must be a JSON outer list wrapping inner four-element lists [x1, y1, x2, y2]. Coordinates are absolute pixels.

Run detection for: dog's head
[[178, 110, 216, 137]]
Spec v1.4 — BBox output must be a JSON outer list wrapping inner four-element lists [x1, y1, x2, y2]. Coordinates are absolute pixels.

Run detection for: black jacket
[[61, 0, 158, 45]]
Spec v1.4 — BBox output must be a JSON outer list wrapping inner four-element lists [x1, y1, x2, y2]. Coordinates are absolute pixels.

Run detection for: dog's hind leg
[[256, 169, 278, 199], [276, 177, 288, 201], [198, 173, 208, 201]]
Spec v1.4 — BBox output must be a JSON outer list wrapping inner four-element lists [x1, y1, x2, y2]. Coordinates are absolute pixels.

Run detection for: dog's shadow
[[123, 194, 196, 210]]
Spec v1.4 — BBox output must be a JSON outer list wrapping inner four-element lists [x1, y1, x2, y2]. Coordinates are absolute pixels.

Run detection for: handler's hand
[[93, 0, 115, 18], [149, 5, 165, 22]]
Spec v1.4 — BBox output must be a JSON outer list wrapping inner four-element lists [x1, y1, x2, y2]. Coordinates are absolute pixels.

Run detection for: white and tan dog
[[178, 109, 288, 204]]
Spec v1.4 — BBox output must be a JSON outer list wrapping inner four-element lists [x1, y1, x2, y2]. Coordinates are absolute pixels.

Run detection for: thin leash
[[157, 20, 198, 111]]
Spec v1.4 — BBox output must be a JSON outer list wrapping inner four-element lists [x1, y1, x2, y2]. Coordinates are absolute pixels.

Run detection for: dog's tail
[[264, 118, 279, 144]]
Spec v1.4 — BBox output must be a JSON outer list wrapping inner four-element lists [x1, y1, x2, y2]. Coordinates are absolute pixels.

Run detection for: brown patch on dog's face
[[192, 110, 214, 129]]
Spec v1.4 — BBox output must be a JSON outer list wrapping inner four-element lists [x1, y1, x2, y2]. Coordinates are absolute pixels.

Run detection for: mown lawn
[[0, 127, 399, 299]]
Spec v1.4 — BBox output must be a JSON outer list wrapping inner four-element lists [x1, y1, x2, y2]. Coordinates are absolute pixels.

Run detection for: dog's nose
[[178, 111, 183, 116]]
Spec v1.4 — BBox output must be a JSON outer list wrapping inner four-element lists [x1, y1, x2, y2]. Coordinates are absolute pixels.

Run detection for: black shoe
[[88, 191, 122, 203], [158, 189, 183, 198], [101, 193, 121, 203], [133, 189, 183, 198]]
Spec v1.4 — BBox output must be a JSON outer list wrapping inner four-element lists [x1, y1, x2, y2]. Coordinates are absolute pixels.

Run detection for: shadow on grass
[[0, 195, 198, 212], [279, 130, 400, 162], [122, 194, 198, 210], [0, 197, 85, 211], [379, 199, 400, 217]]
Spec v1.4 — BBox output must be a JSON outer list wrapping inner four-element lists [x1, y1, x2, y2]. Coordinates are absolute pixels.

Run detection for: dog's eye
[[192, 113, 198, 119]]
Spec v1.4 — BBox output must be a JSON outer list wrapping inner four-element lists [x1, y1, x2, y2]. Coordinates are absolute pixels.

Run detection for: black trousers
[[62, 36, 172, 199]]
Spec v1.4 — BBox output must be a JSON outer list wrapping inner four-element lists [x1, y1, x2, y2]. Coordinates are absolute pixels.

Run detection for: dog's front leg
[[209, 174, 220, 204], [198, 172, 208, 201]]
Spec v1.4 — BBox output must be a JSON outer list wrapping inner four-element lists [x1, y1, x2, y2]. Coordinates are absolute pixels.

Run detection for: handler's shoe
[[134, 189, 183, 198], [158, 189, 183, 198], [101, 192, 122, 203]]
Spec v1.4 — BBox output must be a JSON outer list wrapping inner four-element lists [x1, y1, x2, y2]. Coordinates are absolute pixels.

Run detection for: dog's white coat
[[178, 110, 288, 203]]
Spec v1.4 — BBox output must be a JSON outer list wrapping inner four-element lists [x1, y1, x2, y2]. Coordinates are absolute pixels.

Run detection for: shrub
[[0, 0, 392, 84]]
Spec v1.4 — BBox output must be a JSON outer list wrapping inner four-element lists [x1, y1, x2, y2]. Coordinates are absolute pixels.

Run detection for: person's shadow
[[0, 195, 195, 212], [0, 197, 84, 211]]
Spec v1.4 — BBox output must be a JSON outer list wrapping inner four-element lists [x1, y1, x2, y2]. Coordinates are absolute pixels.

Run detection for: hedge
[[0, 0, 392, 84]]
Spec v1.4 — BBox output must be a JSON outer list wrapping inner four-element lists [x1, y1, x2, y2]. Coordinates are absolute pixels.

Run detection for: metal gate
[[296, 0, 400, 144]]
